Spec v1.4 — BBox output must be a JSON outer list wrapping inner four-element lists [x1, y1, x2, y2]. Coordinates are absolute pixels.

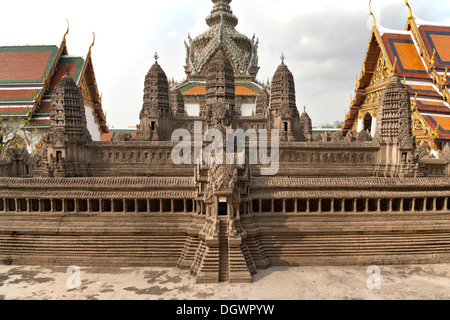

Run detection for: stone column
[[171, 200, 174, 213], [353, 199, 357, 213], [259, 200, 262, 213], [412, 198, 416, 212], [271, 199, 274, 213], [294, 199, 298, 213], [445, 197, 449, 211], [306, 199, 310, 213], [123, 199, 126, 213], [183, 199, 187, 213], [74, 199, 79, 213], [282, 199, 286, 214], [365, 199, 369, 213], [432, 198, 436, 211], [135, 199, 138, 213], [62, 199, 66, 213], [399, 198, 404, 212], [160, 199, 163, 213], [389, 199, 393, 212], [318, 199, 322, 213], [86, 199, 90, 213], [1, 198, 5, 212], [15, 199, 19, 212], [341, 199, 345, 213], [147, 199, 151, 213]]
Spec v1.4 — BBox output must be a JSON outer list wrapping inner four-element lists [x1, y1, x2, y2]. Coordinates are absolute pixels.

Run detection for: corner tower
[[269, 57, 302, 141], [43, 69, 92, 177], [135, 55, 172, 141], [374, 75, 416, 177]]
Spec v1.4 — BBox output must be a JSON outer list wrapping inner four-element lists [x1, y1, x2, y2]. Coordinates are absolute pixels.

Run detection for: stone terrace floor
[[0, 264, 449, 300]]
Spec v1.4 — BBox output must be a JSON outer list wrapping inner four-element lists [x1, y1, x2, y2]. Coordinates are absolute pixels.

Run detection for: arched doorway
[[363, 113, 373, 133]]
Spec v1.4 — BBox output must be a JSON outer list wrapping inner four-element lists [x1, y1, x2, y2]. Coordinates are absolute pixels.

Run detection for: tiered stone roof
[[270, 61, 297, 117], [141, 61, 170, 118], [170, 88, 185, 116], [184, 0, 259, 80]]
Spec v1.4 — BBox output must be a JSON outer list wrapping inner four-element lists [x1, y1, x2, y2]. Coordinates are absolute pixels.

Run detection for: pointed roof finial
[[88, 32, 95, 56], [369, 0, 376, 28], [65, 64, 70, 75], [281, 53, 285, 64], [405, 0, 412, 19], [63, 20, 70, 43], [154, 52, 159, 62]]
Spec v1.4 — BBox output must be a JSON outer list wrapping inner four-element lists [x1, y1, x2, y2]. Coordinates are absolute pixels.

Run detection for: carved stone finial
[[281, 53, 285, 64], [154, 52, 159, 62], [65, 64, 70, 75]]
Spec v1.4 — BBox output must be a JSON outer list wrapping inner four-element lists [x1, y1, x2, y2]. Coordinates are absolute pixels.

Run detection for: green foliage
[[0, 117, 38, 156]]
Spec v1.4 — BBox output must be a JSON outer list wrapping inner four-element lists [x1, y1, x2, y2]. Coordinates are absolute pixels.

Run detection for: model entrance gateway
[[1, 0, 450, 283]]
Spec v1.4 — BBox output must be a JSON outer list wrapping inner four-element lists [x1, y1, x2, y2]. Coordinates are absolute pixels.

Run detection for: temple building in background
[[178, 0, 264, 116], [344, 1, 450, 158], [0, 29, 108, 151]]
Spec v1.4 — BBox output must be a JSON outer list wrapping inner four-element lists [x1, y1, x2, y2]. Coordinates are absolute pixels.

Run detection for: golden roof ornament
[[389, 57, 398, 76], [63, 20, 69, 43], [369, 0, 376, 28], [88, 32, 95, 56], [405, 0, 412, 19]]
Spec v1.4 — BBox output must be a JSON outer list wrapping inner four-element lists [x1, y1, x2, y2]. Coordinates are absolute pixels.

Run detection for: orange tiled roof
[[0, 89, 35, 101], [419, 25, 450, 69], [183, 86, 206, 95], [422, 114, 450, 140], [183, 85, 258, 96], [0, 46, 59, 83], [382, 33, 429, 79], [49, 63, 77, 91]]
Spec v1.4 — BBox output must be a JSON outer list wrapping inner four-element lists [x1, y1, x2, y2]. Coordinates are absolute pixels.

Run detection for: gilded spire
[[63, 20, 69, 43], [405, 0, 412, 19], [369, 0, 376, 28], [88, 32, 95, 56]]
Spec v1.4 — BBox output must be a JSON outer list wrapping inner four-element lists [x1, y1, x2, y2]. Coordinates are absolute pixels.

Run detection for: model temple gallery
[[0, 0, 450, 283]]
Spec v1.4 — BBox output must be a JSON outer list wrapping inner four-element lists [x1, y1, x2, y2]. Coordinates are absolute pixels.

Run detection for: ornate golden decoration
[[389, 57, 398, 77], [426, 49, 435, 69], [369, 54, 390, 86], [363, 90, 382, 105], [369, 0, 376, 28], [405, 0, 412, 19]]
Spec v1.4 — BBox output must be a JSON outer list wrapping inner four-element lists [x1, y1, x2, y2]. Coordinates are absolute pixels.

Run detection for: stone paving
[[0, 264, 449, 300]]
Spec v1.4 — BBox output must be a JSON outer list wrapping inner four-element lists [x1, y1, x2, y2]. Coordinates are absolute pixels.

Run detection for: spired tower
[[135, 55, 173, 141], [170, 88, 186, 116], [255, 88, 269, 117], [38, 69, 92, 177], [374, 75, 417, 177], [205, 48, 236, 130], [269, 57, 302, 141]]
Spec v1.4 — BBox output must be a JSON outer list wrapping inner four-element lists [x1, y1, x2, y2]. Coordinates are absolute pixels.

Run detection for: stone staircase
[[218, 217, 229, 282]]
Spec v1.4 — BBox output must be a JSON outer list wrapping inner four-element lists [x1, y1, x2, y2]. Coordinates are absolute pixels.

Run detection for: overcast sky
[[2, 0, 450, 128]]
